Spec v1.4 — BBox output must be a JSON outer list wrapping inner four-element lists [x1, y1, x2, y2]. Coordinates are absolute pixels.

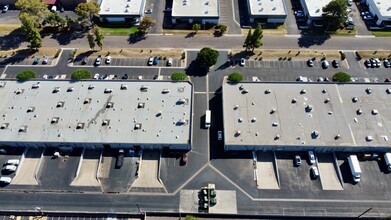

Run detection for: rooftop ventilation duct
[[265, 89, 271, 94], [156, 111, 162, 117], [366, 87, 372, 94], [15, 89, 23, 94], [300, 89, 307, 94], [270, 108, 276, 114], [366, 135, 373, 141], [239, 85, 244, 90], [31, 84, 40, 89], [352, 97, 358, 103], [162, 89, 170, 94], [305, 105, 313, 112], [387, 88, 391, 94], [291, 98, 297, 103], [67, 87, 74, 92], [138, 102, 145, 108], [140, 85, 149, 91], [242, 89, 249, 94], [106, 102, 114, 108], [121, 84, 128, 90], [57, 101, 64, 108], [251, 118, 257, 123], [272, 122, 278, 126], [26, 107, 35, 113], [178, 119, 187, 125], [134, 123, 142, 130], [177, 98, 186, 104], [324, 98, 330, 103], [238, 117, 243, 123], [204, 1, 209, 5], [88, 85, 95, 90], [372, 109, 379, 115], [315, 9, 320, 13], [272, 7, 276, 10], [322, 89, 327, 94], [52, 87, 60, 93], [274, 134, 280, 140], [18, 126, 27, 133], [1, 123, 9, 129], [234, 105, 239, 110], [312, 131, 319, 139], [104, 88, 113, 93], [357, 109, 363, 115], [51, 117, 59, 124], [334, 134, 341, 140], [235, 130, 241, 136], [84, 98, 91, 104], [102, 119, 110, 126], [76, 123, 85, 129], [204, 10, 208, 14]]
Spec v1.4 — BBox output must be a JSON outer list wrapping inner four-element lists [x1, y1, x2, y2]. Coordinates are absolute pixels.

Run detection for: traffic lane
[[73, 57, 182, 68], [0, 10, 20, 24]]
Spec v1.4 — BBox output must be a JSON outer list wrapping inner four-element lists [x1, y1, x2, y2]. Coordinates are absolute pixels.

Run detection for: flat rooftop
[[172, 0, 219, 18], [302, 0, 332, 18], [0, 80, 192, 145], [99, 0, 145, 16], [367, 0, 391, 17], [223, 82, 391, 148], [248, 0, 286, 16]]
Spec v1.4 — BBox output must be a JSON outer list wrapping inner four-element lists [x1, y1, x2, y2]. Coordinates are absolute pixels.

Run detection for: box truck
[[205, 110, 211, 128], [348, 155, 361, 183], [384, 153, 391, 172]]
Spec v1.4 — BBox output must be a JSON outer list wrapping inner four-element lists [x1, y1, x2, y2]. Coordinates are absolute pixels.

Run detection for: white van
[[5, 159, 19, 166], [0, 177, 12, 184], [308, 151, 316, 164], [2, 165, 17, 172]]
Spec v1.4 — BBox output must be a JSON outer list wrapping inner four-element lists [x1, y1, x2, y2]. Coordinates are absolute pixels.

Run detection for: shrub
[[355, 51, 362, 60], [171, 72, 188, 81], [71, 69, 91, 80], [54, 49, 61, 58], [339, 51, 346, 60], [228, 72, 243, 83], [70, 49, 77, 59], [16, 70, 36, 81], [332, 71, 351, 83]]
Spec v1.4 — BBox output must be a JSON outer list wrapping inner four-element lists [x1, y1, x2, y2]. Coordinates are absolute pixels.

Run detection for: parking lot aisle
[[131, 150, 164, 189], [70, 149, 101, 187], [256, 152, 279, 189], [12, 148, 42, 185], [317, 153, 343, 190]]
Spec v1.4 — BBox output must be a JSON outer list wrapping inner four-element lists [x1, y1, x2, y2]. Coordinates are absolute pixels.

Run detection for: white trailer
[[348, 155, 361, 183], [384, 153, 391, 172], [205, 110, 211, 128]]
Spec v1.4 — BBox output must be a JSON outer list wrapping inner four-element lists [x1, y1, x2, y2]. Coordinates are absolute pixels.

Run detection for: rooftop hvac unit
[[67, 87, 74, 92], [204, 1, 209, 5], [31, 84, 40, 89], [204, 10, 208, 14], [125, 8, 129, 12], [272, 7, 276, 10], [52, 87, 60, 93], [162, 89, 170, 94]]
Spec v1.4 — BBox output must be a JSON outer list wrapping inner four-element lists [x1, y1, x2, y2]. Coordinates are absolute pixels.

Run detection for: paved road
[[1, 34, 389, 51]]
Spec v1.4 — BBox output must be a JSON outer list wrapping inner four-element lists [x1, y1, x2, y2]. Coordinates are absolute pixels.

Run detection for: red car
[[181, 153, 188, 165]]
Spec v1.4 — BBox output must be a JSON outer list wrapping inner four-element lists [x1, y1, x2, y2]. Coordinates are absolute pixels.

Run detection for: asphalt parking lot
[[36, 148, 82, 190], [0, 56, 54, 66], [0, 147, 24, 187], [73, 57, 182, 68]]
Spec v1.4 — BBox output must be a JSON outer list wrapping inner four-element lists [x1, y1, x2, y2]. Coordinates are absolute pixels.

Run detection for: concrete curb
[[333, 152, 345, 189], [157, 150, 162, 184], [74, 148, 85, 179], [96, 149, 103, 180], [273, 151, 280, 188], [15, 148, 28, 177], [34, 148, 45, 182]]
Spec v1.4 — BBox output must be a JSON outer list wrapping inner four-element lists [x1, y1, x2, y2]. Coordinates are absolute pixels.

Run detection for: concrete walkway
[[71, 149, 100, 187], [12, 148, 42, 185], [131, 151, 163, 188], [256, 152, 279, 189]]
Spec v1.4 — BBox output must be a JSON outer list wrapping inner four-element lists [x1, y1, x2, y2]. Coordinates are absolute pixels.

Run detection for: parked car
[[240, 58, 245, 66], [364, 59, 372, 68], [153, 56, 159, 65], [145, 9, 152, 14], [105, 56, 111, 64], [0, 177, 11, 184], [307, 59, 314, 67], [384, 59, 391, 68], [345, 17, 354, 25], [116, 149, 124, 168], [82, 58, 88, 65], [147, 57, 153, 66], [363, 15, 373, 20], [93, 73, 99, 79], [33, 57, 40, 64], [122, 74, 128, 79], [42, 56, 49, 64], [181, 153, 188, 165], [2, 165, 17, 172], [308, 151, 316, 164], [3, 5, 9, 13], [43, 75, 48, 79], [332, 60, 339, 68], [311, 166, 319, 179], [384, 78, 391, 83], [95, 56, 101, 66], [322, 60, 329, 69], [217, 131, 223, 141], [295, 155, 302, 166], [167, 58, 173, 66]]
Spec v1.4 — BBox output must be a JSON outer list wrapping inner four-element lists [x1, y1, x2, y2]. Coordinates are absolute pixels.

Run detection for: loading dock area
[[255, 151, 279, 189], [11, 148, 42, 185], [131, 150, 164, 191], [317, 153, 343, 190], [71, 149, 101, 187]]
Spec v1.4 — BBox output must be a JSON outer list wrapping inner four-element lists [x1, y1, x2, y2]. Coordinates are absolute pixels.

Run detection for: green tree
[[332, 71, 351, 82], [87, 32, 96, 50], [249, 24, 263, 51], [185, 216, 198, 220], [137, 16, 157, 35], [197, 47, 219, 68], [71, 69, 91, 80], [26, 28, 43, 50], [243, 29, 252, 51], [16, 70, 36, 81], [171, 72, 188, 81], [15, 0, 49, 24], [94, 26, 104, 50], [219, 24, 227, 35], [323, 0, 348, 31], [228, 72, 243, 83], [47, 12, 66, 27], [192, 23, 201, 33], [75, 2, 100, 28]]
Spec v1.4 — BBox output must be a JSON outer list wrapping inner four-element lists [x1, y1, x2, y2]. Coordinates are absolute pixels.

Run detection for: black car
[[82, 58, 88, 65], [332, 60, 339, 68], [384, 59, 391, 68], [33, 57, 40, 64], [307, 59, 314, 67], [122, 74, 128, 79]]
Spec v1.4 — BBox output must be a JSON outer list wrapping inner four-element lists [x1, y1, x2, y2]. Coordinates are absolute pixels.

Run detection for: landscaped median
[[0, 48, 60, 59]]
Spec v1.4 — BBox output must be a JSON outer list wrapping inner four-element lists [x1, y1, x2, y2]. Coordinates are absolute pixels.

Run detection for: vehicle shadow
[[0, 49, 35, 66]]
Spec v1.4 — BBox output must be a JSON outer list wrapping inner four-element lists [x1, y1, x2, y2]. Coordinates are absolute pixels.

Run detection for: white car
[[95, 57, 102, 66], [217, 131, 223, 141], [147, 57, 153, 66], [167, 58, 173, 66], [240, 58, 245, 66], [3, 5, 9, 12], [308, 151, 316, 164], [43, 75, 48, 79], [2, 165, 17, 172], [94, 73, 99, 79], [311, 166, 319, 179], [105, 56, 111, 64], [322, 60, 329, 69]]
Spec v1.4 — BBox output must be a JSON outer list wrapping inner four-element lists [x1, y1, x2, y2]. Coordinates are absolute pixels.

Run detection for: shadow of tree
[[74, 50, 94, 63], [231, 50, 255, 60], [297, 35, 331, 48], [185, 32, 196, 38], [214, 61, 230, 71], [127, 33, 146, 44], [0, 29, 26, 50], [185, 59, 209, 77], [0, 49, 35, 66]]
